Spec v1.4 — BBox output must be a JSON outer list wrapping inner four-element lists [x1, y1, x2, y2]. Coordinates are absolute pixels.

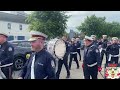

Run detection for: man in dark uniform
[[69, 38, 80, 70], [56, 36, 70, 79], [91, 35, 98, 47], [98, 35, 108, 64], [76, 37, 81, 61], [82, 36, 102, 79], [18, 31, 56, 79], [0, 32, 14, 79], [106, 37, 120, 64]]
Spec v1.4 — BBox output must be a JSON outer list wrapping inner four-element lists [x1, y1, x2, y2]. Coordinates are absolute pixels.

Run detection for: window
[[8, 36, 14, 41], [17, 36, 25, 40], [8, 23, 11, 29], [19, 24, 22, 30]]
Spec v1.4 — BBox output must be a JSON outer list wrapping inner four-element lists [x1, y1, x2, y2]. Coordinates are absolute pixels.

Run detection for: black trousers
[[108, 57, 119, 64], [69, 53, 79, 69], [1, 66, 13, 79], [56, 53, 70, 79], [101, 50, 108, 64], [77, 49, 81, 61], [83, 64, 98, 79]]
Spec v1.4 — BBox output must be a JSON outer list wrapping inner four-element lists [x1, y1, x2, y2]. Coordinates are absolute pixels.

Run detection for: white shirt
[[31, 54, 36, 79]]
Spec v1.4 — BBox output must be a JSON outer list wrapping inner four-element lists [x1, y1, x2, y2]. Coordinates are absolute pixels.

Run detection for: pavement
[[58, 53, 105, 79]]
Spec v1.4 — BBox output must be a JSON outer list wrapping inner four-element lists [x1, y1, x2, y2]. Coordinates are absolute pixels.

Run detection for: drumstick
[[99, 71, 104, 79]]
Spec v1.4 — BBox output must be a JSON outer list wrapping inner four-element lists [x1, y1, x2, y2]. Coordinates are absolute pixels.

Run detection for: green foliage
[[26, 11, 69, 39], [77, 15, 120, 38]]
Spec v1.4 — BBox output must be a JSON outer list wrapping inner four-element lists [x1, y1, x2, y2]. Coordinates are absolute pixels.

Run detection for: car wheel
[[13, 57, 25, 71]]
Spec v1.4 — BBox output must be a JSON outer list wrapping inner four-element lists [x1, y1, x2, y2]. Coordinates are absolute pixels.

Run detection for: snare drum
[[47, 38, 66, 60]]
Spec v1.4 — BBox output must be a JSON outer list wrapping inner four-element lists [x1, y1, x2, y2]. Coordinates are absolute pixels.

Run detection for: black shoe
[[56, 77, 59, 79], [77, 67, 79, 69], [56, 74, 60, 79], [69, 67, 71, 70], [66, 75, 70, 78]]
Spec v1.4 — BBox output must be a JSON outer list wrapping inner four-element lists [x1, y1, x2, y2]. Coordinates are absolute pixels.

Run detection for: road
[[57, 50, 105, 79], [12, 50, 106, 79]]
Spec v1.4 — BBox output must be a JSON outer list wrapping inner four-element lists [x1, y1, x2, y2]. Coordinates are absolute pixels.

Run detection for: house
[[0, 11, 30, 41]]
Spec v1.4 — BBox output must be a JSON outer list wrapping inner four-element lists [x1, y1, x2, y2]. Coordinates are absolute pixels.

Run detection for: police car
[[9, 40, 31, 71]]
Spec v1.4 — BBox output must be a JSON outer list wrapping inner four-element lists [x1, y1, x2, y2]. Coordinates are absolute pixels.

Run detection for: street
[[0, 11, 119, 79], [58, 50, 105, 79], [12, 50, 106, 79]]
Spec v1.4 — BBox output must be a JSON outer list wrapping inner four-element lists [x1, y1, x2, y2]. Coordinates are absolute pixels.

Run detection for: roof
[[0, 12, 28, 24]]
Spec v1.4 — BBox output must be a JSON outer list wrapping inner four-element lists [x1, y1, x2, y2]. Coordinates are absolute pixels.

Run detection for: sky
[[66, 11, 120, 33], [1, 11, 120, 33]]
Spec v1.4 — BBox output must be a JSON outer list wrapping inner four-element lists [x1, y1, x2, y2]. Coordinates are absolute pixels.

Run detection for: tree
[[108, 22, 120, 37], [26, 11, 69, 39], [77, 15, 106, 38], [63, 31, 69, 37], [77, 15, 120, 38]]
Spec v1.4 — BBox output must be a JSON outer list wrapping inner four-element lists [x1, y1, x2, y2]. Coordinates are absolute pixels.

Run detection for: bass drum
[[47, 38, 66, 60]]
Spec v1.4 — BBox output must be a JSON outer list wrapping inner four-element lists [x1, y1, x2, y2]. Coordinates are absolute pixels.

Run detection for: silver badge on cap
[[8, 47, 13, 51]]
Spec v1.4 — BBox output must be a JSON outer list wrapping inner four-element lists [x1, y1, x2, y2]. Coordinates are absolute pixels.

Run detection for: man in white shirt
[[18, 31, 56, 79]]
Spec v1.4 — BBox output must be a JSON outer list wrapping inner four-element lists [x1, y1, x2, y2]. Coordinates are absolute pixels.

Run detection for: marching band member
[[106, 37, 120, 64], [69, 38, 80, 70], [98, 35, 108, 64], [76, 37, 81, 61], [82, 36, 101, 79], [56, 36, 70, 79], [91, 35, 98, 47], [0, 32, 14, 79], [18, 31, 56, 79]]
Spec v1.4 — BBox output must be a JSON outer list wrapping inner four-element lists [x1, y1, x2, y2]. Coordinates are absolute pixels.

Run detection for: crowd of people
[[56, 34, 120, 79], [0, 30, 120, 79], [82, 35, 120, 79]]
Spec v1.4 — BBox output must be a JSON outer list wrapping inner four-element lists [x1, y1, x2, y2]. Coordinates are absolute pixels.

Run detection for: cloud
[[2, 11, 120, 33], [66, 11, 120, 32]]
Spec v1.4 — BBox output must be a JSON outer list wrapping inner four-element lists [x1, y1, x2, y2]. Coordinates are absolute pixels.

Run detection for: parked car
[[9, 40, 31, 71]]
